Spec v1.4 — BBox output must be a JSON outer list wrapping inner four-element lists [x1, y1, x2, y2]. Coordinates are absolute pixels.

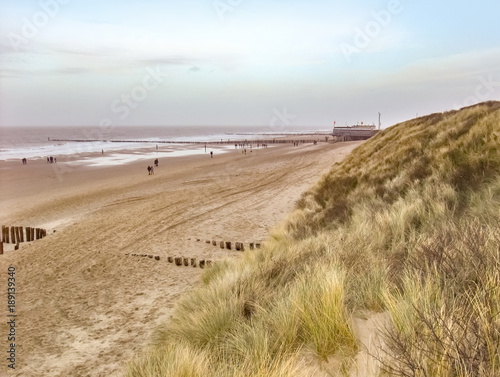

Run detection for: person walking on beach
[[147, 166, 151, 175], [210, 151, 213, 158], [154, 158, 159, 167]]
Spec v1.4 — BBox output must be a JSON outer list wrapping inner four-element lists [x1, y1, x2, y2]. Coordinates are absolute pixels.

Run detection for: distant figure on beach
[[22, 158, 27, 165], [147, 166, 152, 175], [54, 157, 57, 163], [102, 149, 104, 154], [47, 157, 50, 163], [210, 151, 213, 158], [150, 165, 154, 174], [50, 156, 53, 163], [154, 158, 159, 167]]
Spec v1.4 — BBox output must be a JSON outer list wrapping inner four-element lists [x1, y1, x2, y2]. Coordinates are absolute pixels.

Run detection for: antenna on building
[[378, 112, 381, 130]]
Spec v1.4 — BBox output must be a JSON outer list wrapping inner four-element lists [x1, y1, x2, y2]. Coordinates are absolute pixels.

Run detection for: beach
[[0, 139, 362, 377]]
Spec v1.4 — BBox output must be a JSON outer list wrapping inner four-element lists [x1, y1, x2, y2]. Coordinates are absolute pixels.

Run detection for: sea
[[0, 125, 330, 166]]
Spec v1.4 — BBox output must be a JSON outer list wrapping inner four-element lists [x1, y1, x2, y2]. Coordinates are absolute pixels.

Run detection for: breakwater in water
[[49, 137, 331, 145]]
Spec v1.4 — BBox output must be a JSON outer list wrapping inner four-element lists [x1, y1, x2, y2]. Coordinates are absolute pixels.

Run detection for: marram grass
[[125, 101, 500, 377]]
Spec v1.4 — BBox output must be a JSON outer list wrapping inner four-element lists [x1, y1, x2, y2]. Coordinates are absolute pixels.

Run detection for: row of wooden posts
[[1, 226, 47, 244], [168, 256, 212, 268], [127, 253, 213, 268], [128, 253, 160, 261], [205, 240, 261, 251], [1, 226, 47, 255]]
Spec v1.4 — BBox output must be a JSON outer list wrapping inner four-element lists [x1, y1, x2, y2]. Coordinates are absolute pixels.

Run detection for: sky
[[0, 0, 499, 129]]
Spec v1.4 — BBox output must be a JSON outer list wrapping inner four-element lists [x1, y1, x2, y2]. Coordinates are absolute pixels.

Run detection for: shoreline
[[48, 132, 333, 145], [0, 126, 334, 162]]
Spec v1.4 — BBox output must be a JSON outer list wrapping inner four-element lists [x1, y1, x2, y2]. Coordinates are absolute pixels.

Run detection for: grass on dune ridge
[[126, 101, 500, 377]]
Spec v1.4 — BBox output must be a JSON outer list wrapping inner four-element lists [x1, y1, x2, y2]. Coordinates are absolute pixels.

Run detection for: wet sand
[[0, 140, 362, 377]]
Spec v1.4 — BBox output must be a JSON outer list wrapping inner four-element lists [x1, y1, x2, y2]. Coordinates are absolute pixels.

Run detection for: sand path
[[0, 141, 361, 377]]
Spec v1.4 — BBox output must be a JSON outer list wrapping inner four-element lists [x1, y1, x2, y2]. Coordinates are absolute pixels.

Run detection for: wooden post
[[11, 227, 16, 244], [212, 240, 217, 246], [175, 257, 182, 266], [183, 257, 189, 266], [0, 242, 3, 255], [14, 242, 19, 251], [191, 258, 197, 267], [206, 260, 212, 268], [167, 256, 173, 263], [225, 241, 232, 250], [20, 227, 24, 243], [31, 227, 35, 241], [250, 243, 254, 250], [199, 260, 206, 269], [220, 241, 225, 249], [256, 243, 261, 249], [155, 256, 160, 261], [240, 243, 245, 252]]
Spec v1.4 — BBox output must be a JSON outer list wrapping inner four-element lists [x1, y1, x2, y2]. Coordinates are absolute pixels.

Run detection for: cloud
[[387, 48, 500, 87]]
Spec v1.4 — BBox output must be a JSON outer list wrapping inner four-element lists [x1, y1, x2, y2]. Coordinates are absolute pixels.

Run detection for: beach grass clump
[[381, 221, 500, 377], [125, 101, 500, 377], [292, 263, 357, 360], [125, 343, 210, 377]]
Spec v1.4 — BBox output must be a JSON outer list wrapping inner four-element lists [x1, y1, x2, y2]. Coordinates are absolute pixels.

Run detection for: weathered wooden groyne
[[49, 137, 329, 145], [125, 253, 213, 269], [1, 225, 47, 254]]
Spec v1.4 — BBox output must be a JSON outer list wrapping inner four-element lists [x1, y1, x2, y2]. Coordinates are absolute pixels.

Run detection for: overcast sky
[[1, 0, 499, 128]]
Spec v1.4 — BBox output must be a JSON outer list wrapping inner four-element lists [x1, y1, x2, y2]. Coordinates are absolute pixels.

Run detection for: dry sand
[[0, 140, 362, 377]]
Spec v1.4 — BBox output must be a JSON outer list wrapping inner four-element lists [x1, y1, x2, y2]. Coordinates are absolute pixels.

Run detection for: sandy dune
[[0, 140, 361, 377]]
